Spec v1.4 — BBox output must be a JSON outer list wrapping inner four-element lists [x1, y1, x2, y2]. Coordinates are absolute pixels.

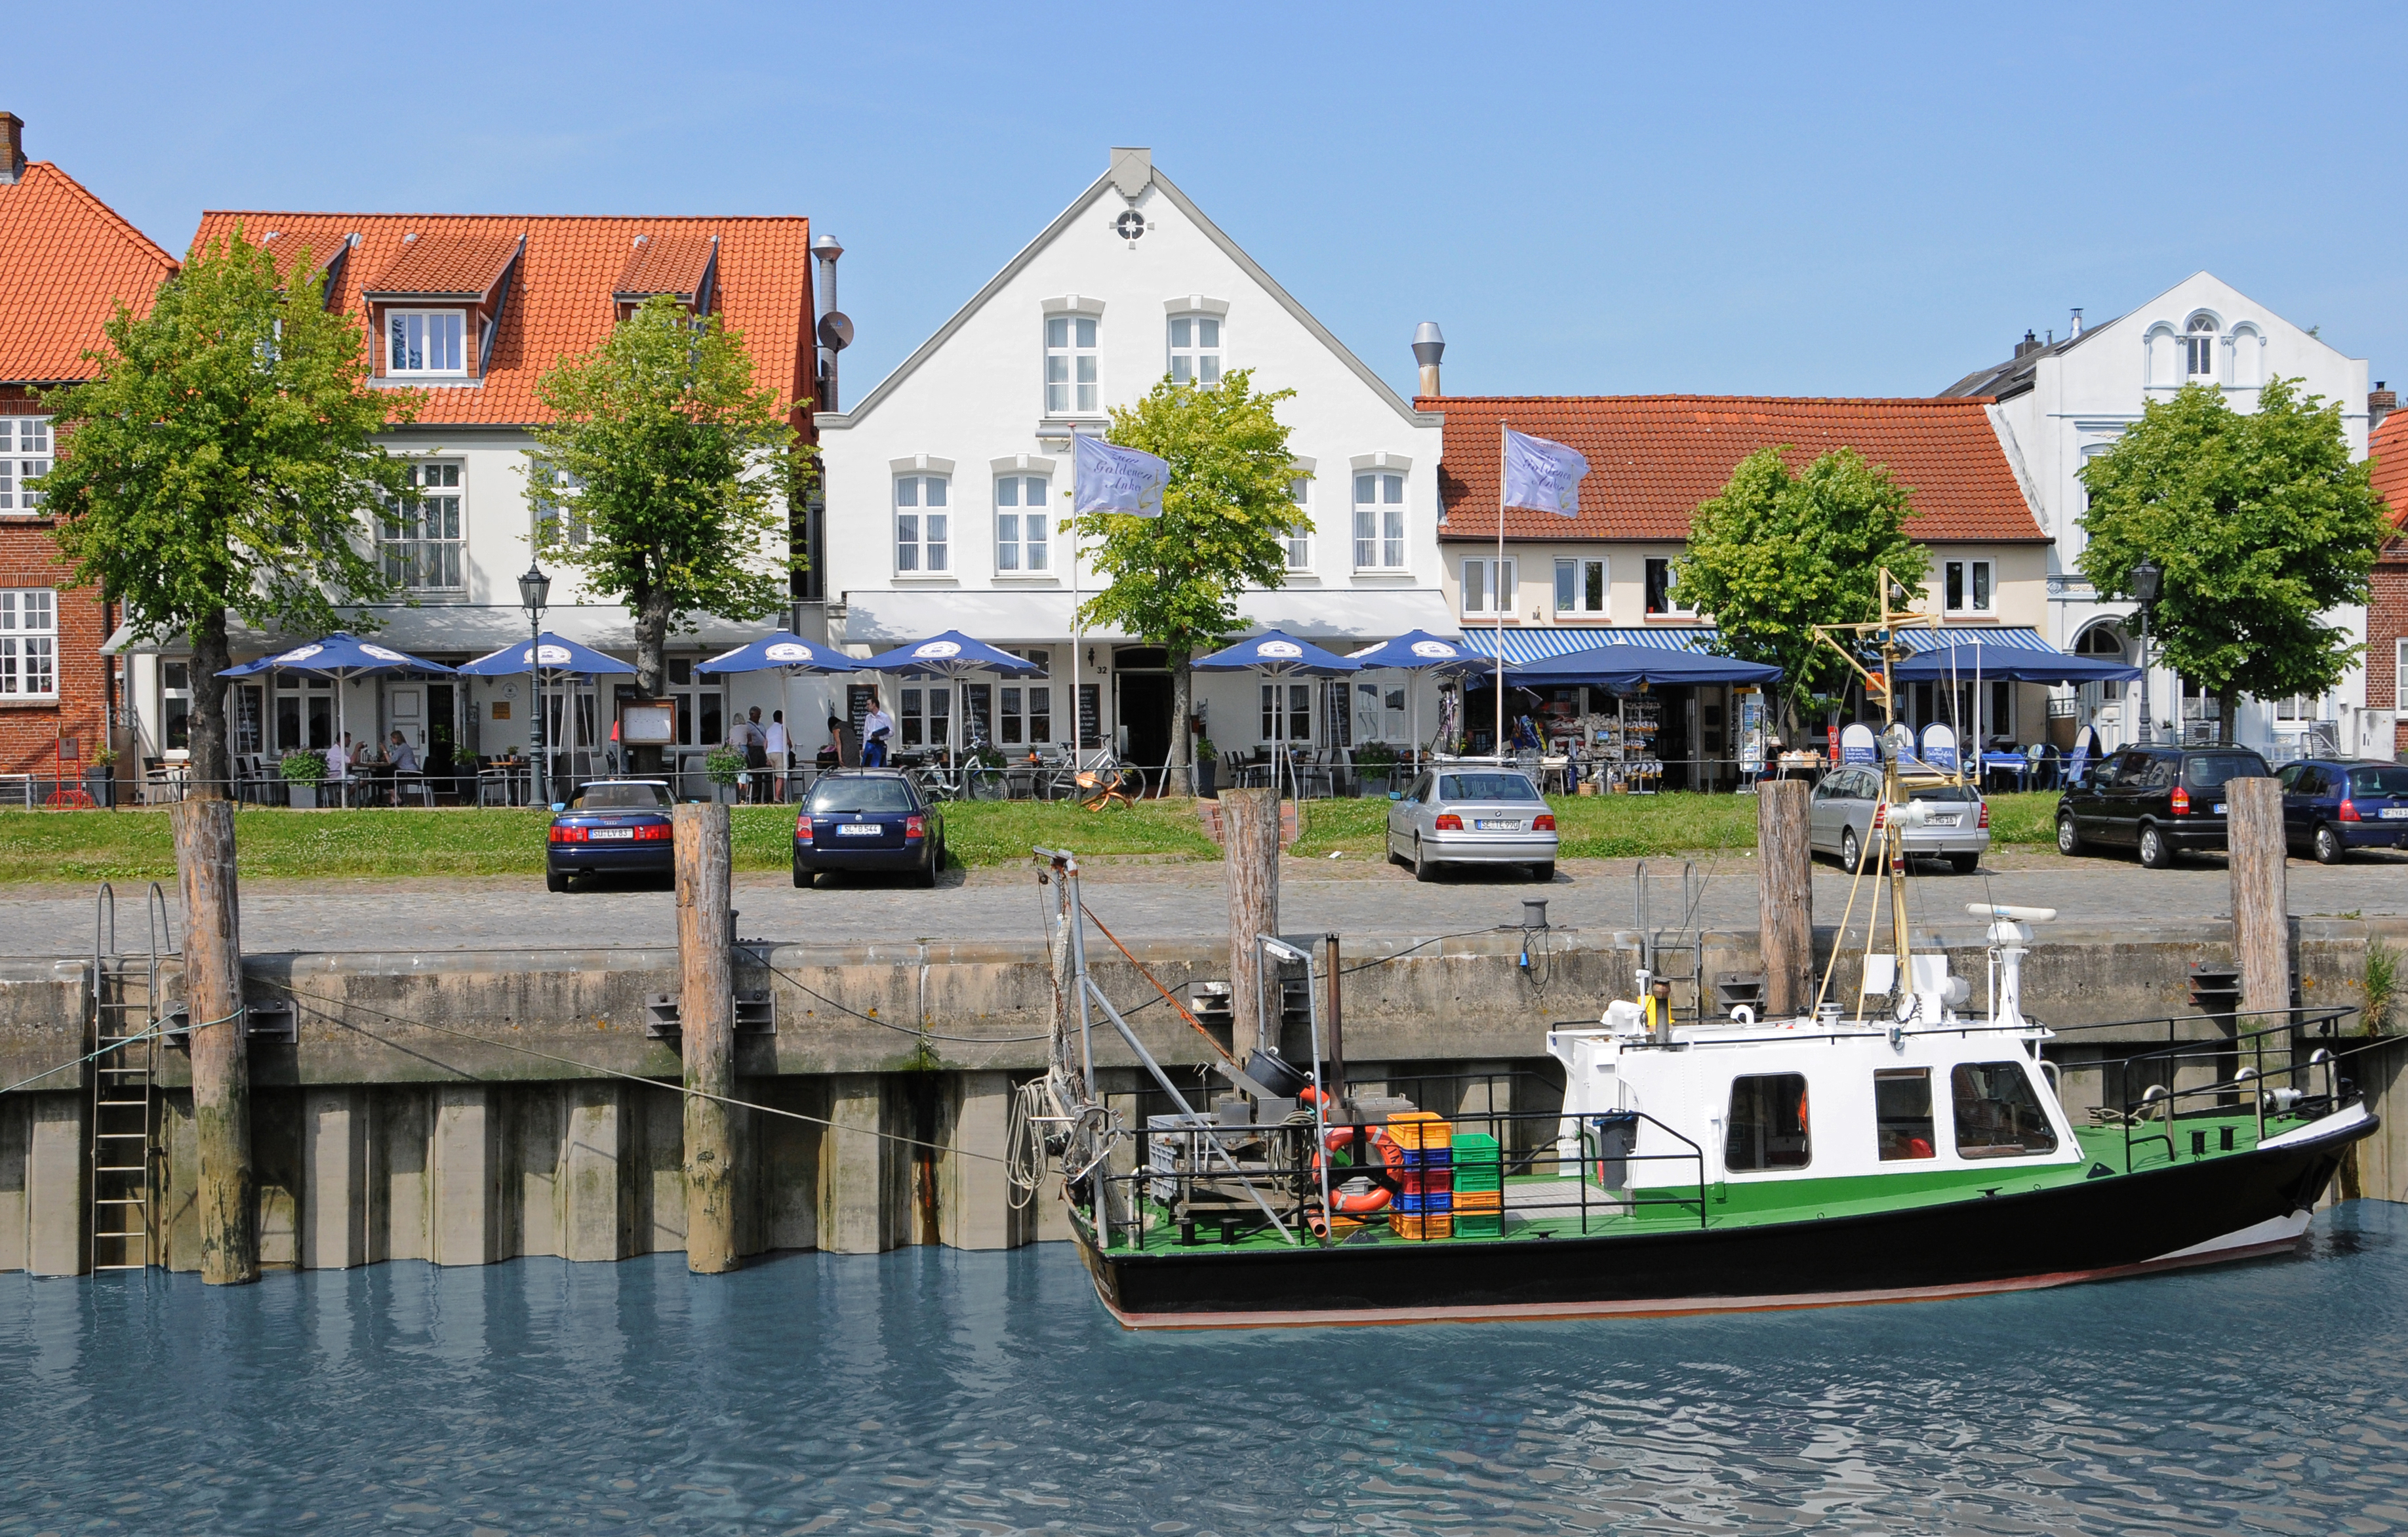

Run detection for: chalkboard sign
[[1078, 684, 1102, 749]]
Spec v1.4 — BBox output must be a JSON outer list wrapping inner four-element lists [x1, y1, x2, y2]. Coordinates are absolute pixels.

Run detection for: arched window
[[2184, 313, 2218, 380], [2074, 622, 2129, 704], [2230, 324, 2264, 388]]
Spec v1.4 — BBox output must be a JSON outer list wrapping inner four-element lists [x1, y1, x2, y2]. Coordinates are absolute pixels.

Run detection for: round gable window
[[1114, 210, 1146, 242]]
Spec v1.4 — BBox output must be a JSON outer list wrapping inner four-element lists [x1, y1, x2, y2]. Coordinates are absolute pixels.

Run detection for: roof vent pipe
[[811, 233, 847, 412], [1413, 321, 1445, 397], [2070, 307, 2083, 338]]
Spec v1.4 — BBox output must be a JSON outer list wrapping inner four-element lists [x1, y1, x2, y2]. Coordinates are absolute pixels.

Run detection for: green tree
[[2077, 378, 2386, 742], [1070, 370, 1300, 789], [527, 294, 805, 767], [1674, 446, 1928, 734], [42, 226, 412, 795]]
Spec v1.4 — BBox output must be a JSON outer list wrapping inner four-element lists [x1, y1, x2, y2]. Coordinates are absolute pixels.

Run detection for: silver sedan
[[1386, 765, 1559, 882], [1807, 767, 1989, 873]]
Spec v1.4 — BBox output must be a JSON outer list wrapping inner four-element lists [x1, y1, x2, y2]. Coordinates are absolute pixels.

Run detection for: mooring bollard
[[173, 795, 258, 1285], [675, 800, 739, 1273], [1222, 787, 1281, 1060], [1757, 778, 1813, 1020], [2226, 776, 2292, 1074]]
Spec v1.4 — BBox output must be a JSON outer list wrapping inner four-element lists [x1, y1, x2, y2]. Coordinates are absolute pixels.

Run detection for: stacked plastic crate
[[1451, 1132, 1502, 1237], [1387, 1112, 1453, 1240]]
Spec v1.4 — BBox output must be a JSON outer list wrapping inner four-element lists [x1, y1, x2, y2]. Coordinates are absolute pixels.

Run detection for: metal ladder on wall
[[88, 883, 176, 1273], [1634, 860, 1708, 1026]]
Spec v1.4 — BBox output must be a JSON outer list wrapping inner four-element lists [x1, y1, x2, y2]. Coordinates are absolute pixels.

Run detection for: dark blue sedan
[[2277, 757, 2408, 863], [546, 780, 676, 891], [794, 770, 945, 888]]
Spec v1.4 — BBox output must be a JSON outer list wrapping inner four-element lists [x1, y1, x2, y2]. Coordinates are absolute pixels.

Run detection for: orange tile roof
[[1420, 395, 2047, 544], [364, 230, 523, 298], [2371, 409, 2408, 529], [0, 163, 178, 384], [188, 208, 813, 424], [614, 231, 715, 300]]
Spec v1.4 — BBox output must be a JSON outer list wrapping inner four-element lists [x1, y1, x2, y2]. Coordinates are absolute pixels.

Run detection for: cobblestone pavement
[[4, 845, 2403, 957]]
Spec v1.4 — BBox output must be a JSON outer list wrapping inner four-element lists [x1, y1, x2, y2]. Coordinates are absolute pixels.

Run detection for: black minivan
[[2056, 745, 2272, 868]]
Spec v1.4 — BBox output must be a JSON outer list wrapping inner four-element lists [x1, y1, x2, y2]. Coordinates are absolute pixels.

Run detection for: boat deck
[[1108, 1112, 2314, 1257]]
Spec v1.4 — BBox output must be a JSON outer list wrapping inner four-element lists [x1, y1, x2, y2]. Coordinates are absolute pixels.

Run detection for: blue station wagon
[[794, 770, 946, 888], [2276, 757, 2408, 863]]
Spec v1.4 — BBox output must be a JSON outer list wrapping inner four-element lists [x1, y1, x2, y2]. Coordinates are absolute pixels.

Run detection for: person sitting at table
[[387, 730, 419, 774]]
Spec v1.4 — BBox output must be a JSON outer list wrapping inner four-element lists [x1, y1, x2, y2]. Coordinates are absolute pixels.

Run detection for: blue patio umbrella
[[699, 631, 862, 771], [857, 630, 1041, 767], [1346, 629, 1485, 768], [458, 633, 635, 792], [1193, 629, 1362, 799], [218, 632, 456, 774], [1887, 636, 2140, 685]]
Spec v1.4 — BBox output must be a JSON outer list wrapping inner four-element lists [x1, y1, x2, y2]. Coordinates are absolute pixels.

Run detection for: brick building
[[0, 113, 178, 793], [2368, 387, 2405, 761]]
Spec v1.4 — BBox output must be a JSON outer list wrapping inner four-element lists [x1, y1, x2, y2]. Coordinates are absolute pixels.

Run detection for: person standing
[[862, 689, 895, 768], [765, 709, 789, 801], [729, 708, 768, 802]]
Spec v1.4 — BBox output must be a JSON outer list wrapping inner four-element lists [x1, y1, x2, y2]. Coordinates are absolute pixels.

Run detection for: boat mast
[[1875, 569, 1911, 989]]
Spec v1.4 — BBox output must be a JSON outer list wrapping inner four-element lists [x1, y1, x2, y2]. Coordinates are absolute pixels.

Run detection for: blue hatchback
[[793, 770, 945, 888], [2276, 758, 2408, 863], [546, 780, 676, 891]]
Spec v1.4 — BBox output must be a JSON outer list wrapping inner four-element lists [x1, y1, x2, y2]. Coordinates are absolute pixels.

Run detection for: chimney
[[2013, 329, 2039, 359], [2373, 382, 2397, 432], [811, 233, 847, 412], [2070, 307, 2084, 338], [0, 113, 22, 186], [1413, 321, 1446, 397]]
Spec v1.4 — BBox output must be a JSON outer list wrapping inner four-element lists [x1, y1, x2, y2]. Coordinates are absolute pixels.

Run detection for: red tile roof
[[2371, 409, 2408, 529], [1420, 395, 2047, 544], [363, 230, 523, 298], [0, 163, 178, 385], [614, 231, 715, 300], [188, 209, 813, 424]]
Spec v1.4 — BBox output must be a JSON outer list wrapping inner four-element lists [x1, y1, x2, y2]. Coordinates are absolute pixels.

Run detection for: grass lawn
[[0, 798, 1222, 884], [1292, 789, 2064, 860], [0, 790, 2060, 885]]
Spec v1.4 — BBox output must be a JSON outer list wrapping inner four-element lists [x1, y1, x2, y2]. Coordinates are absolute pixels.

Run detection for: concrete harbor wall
[[1, 917, 2403, 1275]]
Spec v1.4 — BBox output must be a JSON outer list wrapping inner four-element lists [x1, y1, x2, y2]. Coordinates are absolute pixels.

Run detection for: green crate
[[1454, 1213, 1503, 1239]]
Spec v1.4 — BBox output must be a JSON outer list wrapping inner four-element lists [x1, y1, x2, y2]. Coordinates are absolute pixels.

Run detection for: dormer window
[[388, 310, 466, 375]]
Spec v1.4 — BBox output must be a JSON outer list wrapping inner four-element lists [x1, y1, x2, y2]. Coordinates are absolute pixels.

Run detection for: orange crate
[[1451, 1189, 1501, 1214], [1391, 1213, 1454, 1242], [1384, 1111, 1453, 1151]]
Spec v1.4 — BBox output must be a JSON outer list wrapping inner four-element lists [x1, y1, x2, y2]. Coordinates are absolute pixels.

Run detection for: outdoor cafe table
[[1980, 751, 2033, 793]]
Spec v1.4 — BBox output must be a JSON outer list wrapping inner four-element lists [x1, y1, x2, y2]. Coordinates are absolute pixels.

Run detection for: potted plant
[[279, 748, 329, 809], [86, 746, 119, 809], [704, 748, 748, 803], [1193, 736, 1218, 799], [1350, 740, 1397, 798]]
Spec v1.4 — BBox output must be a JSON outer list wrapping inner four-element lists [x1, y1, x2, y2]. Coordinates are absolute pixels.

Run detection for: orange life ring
[[1311, 1126, 1396, 1216]]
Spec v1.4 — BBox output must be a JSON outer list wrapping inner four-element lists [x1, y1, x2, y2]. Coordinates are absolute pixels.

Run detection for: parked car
[[1386, 765, 1558, 882], [1807, 767, 1988, 873], [2277, 757, 2408, 863], [546, 780, 675, 892], [2055, 745, 2272, 868], [794, 770, 946, 888]]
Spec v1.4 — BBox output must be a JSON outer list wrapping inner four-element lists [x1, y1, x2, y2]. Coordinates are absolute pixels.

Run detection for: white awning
[[102, 605, 769, 662], [839, 586, 1453, 649]]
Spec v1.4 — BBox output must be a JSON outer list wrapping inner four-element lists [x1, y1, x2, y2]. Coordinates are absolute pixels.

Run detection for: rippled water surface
[[4, 1204, 2407, 1534]]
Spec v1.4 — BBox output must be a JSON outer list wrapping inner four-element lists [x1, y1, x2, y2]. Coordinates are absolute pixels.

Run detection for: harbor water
[[5, 1204, 2406, 1534]]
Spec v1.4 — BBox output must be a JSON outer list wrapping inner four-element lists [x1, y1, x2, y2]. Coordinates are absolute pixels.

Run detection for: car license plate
[[2213, 803, 2227, 815], [1930, 814, 1960, 827], [2382, 808, 2408, 820], [836, 824, 881, 836], [588, 828, 635, 841], [1474, 819, 1521, 831]]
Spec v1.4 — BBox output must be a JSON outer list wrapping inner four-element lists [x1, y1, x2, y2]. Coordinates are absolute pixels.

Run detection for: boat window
[[1724, 1073, 1811, 1172], [1875, 1068, 1936, 1161], [1951, 1062, 2059, 1158]]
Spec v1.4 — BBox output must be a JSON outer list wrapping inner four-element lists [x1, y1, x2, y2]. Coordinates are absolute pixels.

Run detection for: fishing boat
[[1018, 584, 2378, 1330]]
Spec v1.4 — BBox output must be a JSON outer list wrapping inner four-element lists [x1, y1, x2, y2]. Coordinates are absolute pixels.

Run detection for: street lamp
[[519, 562, 552, 804], [2130, 557, 2161, 746]]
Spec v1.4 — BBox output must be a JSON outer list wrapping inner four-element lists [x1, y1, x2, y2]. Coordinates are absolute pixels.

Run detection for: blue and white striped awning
[[1894, 626, 2057, 654], [1456, 626, 1724, 666]]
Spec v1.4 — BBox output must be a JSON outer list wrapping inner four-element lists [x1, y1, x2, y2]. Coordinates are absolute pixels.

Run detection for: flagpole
[[1495, 420, 1506, 759]]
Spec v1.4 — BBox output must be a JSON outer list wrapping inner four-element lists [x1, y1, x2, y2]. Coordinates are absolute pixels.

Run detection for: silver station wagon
[[1386, 765, 1559, 882], [1808, 767, 1989, 873]]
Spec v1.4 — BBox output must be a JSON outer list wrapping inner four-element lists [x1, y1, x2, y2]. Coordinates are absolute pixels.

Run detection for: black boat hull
[[1077, 1109, 2377, 1329]]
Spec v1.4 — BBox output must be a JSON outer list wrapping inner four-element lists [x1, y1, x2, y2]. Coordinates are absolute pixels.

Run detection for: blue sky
[[22, 2, 2407, 403]]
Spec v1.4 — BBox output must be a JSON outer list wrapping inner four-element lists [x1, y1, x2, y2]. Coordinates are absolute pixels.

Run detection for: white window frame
[[993, 473, 1051, 574], [1643, 556, 1694, 617], [1167, 313, 1222, 386], [0, 588, 57, 699], [1461, 557, 1517, 617], [1353, 471, 1406, 570], [2398, 639, 2408, 712], [1554, 556, 1607, 616], [380, 460, 466, 592], [532, 466, 586, 549], [2183, 313, 2218, 381], [386, 309, 468, 376], [1045, 313, 1099, 415], [894, 473, 950, 574], [0, 417, 52, 513], [1943, 558, 1994, 614], [1259, 681, 1314, 743], [1283, 476, 1312, 572]]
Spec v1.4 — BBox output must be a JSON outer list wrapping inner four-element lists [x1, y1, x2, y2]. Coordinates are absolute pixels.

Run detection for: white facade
[[1947, 271, 2373, 758], [813, 148, 1449, 768]]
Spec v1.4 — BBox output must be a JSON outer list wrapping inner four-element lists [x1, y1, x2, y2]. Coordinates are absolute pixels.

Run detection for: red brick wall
[[2373, 540, 2408, 759], [0, 390, 112, 778]]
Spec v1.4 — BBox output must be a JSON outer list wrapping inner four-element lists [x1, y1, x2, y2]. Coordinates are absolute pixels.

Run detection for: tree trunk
[[630, 583, 672, 776], [189, 609, 233, 799], [2217, 687, 2239, 746], [1167, 656, 1193, 797]]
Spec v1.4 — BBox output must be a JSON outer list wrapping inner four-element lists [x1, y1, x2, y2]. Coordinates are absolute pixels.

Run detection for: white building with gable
[[1940, 271, 2378, 757], [811, 147, 1449, 774]]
